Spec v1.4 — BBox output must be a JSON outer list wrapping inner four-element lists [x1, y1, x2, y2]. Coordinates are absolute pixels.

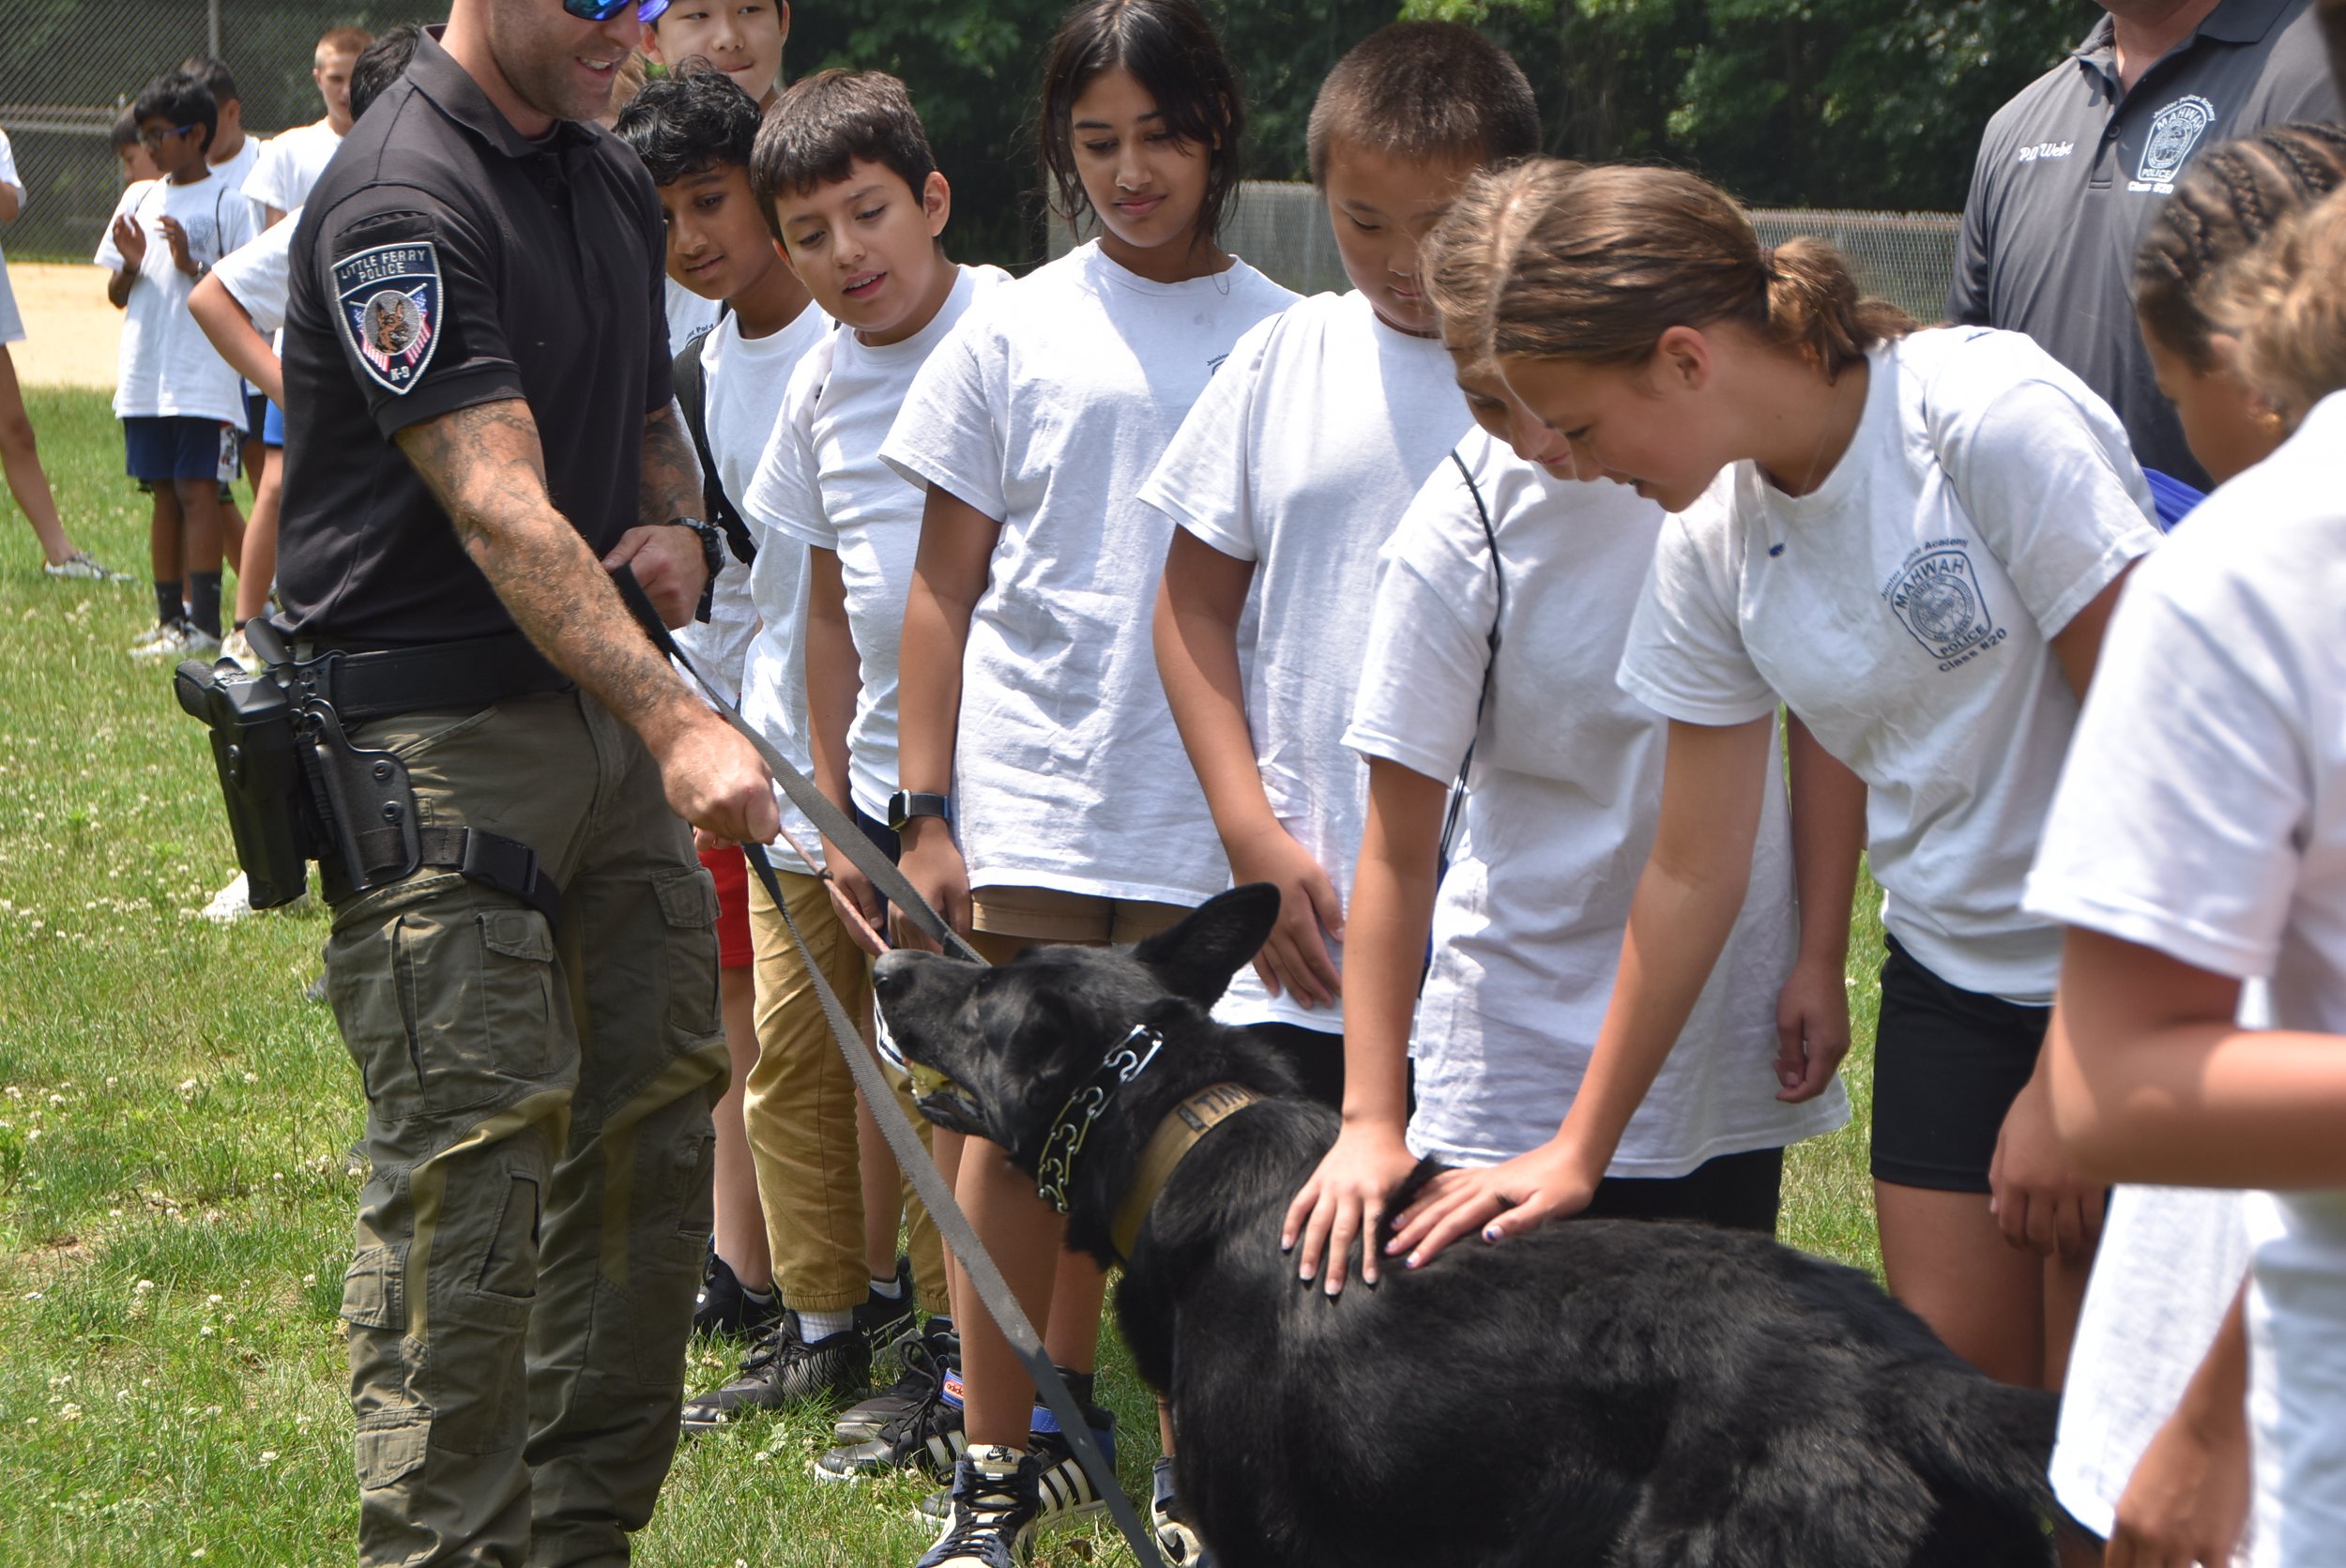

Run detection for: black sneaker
[[814, 1352, 967, 1481], [913, 1445, 1041, 1568], [1151, 1454, 1212, 1566], [681, 1311, 872, 1431], [916, 1406, 1117, 1530], [693, 1249, 784, 1339], [834, 1318, 956, 1445], [856, 1255, 922, 1368]]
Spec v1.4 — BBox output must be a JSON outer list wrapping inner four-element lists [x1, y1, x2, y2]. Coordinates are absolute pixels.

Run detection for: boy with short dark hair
[[97, 69, 255, 659], [110, 108, 160, 184], [641, 1, 788, 106], [1146, 9, 1537, 1228], [175, 55, 258, 193], [704, 64, 1010, 1454]]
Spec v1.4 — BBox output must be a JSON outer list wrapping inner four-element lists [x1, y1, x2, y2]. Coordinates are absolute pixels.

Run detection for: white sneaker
[[130, 622, 221, 662], [179, 626, 223, 661], [128, 619, 184, 657], [201, 873, 253, 922], [44, 551, 129, 582], [219, 627, 263, 674]]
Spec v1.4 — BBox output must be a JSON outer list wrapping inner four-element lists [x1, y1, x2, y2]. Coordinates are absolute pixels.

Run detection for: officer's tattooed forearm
[[395, 400, 694, 734], [640, 403, 704, 530]]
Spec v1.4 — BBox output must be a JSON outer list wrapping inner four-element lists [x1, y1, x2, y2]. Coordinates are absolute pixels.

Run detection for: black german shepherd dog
[[876, 885, 2057, 1568]]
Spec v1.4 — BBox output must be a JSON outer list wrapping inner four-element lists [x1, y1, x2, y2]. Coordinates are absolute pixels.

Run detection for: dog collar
[[1109, 1081, 1261, 1264], [1035, 1024, 1165, 1216]]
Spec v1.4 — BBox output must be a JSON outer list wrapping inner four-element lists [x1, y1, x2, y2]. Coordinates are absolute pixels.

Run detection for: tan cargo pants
[[323, 691, 724, 1568]]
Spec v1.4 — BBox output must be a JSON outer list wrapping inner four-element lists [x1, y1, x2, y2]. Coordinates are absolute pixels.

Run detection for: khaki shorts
[[967, 884, 1191, 945]]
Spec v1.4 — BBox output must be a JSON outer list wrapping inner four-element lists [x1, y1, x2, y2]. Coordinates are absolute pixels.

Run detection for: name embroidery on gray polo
[[2132, 94, 2217, 194]]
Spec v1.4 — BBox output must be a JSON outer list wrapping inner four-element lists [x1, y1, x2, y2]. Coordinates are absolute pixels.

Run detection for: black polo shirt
[[1947, 0, 2337, 489], [276, 30, 670, 646]]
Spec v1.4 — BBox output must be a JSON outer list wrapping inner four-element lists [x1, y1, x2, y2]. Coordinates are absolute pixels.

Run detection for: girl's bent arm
[[1281, 758, 1447, 1291], [1777, 713, 1863, 1102], [1390, 715, 1775, 1262]]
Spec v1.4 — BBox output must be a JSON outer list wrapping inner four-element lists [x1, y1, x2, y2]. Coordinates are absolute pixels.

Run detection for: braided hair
[[2134, 123, 2346, 370]]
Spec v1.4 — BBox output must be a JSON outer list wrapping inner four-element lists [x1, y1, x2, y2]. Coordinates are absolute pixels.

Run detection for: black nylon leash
[[613, 569, 1165, 1568]]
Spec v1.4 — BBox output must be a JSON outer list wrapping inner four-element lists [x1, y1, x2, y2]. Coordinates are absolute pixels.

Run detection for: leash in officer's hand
[[612, 570, 1168, 1568]]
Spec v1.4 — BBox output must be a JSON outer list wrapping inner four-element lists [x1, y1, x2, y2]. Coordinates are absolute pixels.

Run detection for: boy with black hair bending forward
[[1149, 22, 1535, 1127]]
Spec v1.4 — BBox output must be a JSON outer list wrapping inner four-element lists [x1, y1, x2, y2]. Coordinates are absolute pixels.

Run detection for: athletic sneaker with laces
[[914, 1445, 1042, 1568], [218, 626, 264, 674], [915, 1404, 1117, 1529], [131, 621, 220, 662], [693, 1248, 784, 1339], [44, 551, 129, 582], [834, 1317, 956, 1445], [128, 619, 183, 656], [1150, 1454, 1213, 1566], [856, 1255, 922, 1368], [815, 1349, 967, 1481], [680, 1310, 870, 1430]]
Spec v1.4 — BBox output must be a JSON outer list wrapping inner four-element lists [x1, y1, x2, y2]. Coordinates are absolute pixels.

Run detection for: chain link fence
[[1054, 182, 1962, 324], [0, 1, 442, 262]]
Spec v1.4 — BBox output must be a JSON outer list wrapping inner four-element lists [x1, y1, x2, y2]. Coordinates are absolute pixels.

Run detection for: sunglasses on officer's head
[[563, 0, 668, 20]]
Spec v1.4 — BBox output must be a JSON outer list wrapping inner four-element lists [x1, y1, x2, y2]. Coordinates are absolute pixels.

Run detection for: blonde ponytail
[[1419, 158, 1582, 361], [1490, 165, 1912, 380]]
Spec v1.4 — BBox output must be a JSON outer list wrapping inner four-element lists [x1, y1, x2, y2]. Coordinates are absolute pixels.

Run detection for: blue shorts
[[123, 417, 238, 484], [262, 399, 284, 448]]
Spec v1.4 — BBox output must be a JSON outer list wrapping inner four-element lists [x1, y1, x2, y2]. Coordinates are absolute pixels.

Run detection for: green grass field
[[0, 387, 1887, 1566]]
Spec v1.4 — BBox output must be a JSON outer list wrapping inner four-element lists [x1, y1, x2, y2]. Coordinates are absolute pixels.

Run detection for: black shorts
[[1579, 1146, 1784, 1235], [1870, 933, 2049, 1194], [1242, 1021, 1345, 1111]]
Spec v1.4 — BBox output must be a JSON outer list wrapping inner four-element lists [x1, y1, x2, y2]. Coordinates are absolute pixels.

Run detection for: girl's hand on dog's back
[[1283, 1119, 1421, 1294], [1387, 1137, 1604, 1268]]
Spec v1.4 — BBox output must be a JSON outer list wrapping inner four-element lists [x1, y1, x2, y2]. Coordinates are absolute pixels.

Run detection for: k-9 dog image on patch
[[878, 885, 2061, 1568]]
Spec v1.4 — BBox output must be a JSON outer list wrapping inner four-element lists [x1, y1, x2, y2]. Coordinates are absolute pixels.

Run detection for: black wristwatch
[[888, 791, 951, 833], [670, 515, 726, 623]]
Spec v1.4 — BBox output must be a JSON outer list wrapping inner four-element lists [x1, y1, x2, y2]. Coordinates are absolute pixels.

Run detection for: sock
[[740, 1283, 775, 1307], [869, 1272, 905, 1300], [188, 571, 223, 637], [154, 578, 182, 626], [797, 1306, 854, 1341], [924, 1314, 953, 1339]]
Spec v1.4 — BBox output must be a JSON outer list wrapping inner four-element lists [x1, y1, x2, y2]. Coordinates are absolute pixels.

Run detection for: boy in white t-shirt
[[2030, 192, 2346, 1568], [244, 27, 369, 228], [178, 54, 269, 510], [96, 70, 256, 661], [1146, 22, 1532, 1105]]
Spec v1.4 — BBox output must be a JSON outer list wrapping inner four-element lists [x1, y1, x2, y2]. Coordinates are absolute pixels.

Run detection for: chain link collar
[[1035, 1024, 1165, 1215]]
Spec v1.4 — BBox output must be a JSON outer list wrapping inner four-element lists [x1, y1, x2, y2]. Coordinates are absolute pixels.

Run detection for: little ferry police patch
[[1886, 545, 2003, 668], [334, 241, 441, 395]]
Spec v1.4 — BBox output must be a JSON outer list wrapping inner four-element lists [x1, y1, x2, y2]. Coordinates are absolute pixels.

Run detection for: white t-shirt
[[1619, 327, 2159, 1002], [666, 277, 722, 358], [212, 207, 297, 335], [93, 173, 257, 425], [1348, 432, 1847, 1173], [714, 299, 830, 866], [242, 118, 340, 219], [881, 241, 1297, 904], [212, 135, 261, 206], [756, 265, 1011, 821], [2025, 393, 2346, 1567], [1140, 289, 1469, 1032]]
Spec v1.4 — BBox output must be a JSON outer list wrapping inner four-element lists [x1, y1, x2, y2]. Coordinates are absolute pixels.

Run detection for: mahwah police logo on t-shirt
[[2131, 95, 2216, 194], [1886, 545, 2003, 670], [333, 240, 442, 395]]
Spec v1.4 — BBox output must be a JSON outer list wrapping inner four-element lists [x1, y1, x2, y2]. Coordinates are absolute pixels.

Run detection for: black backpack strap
[[669, 334, 755, 567]]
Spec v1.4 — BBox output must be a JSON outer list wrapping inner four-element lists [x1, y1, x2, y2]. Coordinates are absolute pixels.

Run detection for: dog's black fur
[[876, 886, 2058, 1568]]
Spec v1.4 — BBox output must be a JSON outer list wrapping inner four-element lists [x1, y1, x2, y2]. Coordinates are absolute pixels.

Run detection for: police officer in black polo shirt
[[1949, 0, 2338, 491], [273, 4, 775, 1562]]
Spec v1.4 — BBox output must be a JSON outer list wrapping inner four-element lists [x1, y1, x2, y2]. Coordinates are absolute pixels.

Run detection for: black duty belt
[[289, 630, 571, 724]]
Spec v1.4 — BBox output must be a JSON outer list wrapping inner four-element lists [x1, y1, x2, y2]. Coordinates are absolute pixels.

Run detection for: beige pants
[[745, 866, 948, 1315]]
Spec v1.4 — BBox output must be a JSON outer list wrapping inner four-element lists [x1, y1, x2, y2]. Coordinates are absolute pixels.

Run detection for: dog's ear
[[1133, 884, 1283, 1007]]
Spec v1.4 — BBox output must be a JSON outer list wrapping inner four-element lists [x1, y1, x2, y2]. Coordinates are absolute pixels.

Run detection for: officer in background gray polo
[[1949, 0, 2338, 490]]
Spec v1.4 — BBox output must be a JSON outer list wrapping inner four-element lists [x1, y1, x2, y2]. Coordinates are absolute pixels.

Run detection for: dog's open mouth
[[905, 1058, 985, 1136]]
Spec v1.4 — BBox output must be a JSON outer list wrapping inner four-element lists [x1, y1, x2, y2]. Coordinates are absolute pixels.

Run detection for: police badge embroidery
[[1886, 545, 2004, 671], [334, 240, 442, 395], [2132, 95, 2216, 194]]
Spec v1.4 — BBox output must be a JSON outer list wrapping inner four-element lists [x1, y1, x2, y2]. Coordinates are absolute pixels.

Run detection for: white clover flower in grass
[[256, 1451, 277, 1466], [59, 1404, 81, 1422], [133, 1280, 153, 1294]]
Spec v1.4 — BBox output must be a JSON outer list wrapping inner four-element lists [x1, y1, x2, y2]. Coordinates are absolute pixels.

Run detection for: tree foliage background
[[792, 0, 2091, 266]]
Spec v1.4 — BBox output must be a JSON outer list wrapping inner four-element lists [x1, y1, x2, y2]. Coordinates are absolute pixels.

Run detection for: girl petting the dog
[[1283, 160, 1852, 1293], [1388, 165, 2163, 1394], [880, 0, 1294, 1561], [2031, 190, 2346, 1568]]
